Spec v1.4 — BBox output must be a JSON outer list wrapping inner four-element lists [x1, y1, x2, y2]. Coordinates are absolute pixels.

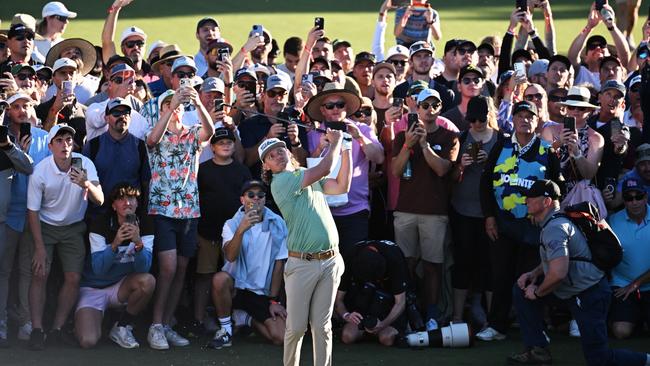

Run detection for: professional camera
[[405, 291, 425, 332], [276, 106, 300, 141], [350, 282, 393, 330], [400, 322, 473, 348]]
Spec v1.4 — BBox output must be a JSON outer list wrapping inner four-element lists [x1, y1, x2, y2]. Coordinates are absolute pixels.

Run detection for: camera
[[350, 282, 393, 331], [400, 323, 472, 348], [276, 107, 300, 141], [405, 291, 425, 332]]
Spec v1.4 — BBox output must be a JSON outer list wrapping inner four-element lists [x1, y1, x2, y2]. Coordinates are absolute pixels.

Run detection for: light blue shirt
[[608, 205, 650, 292], [6, 127, 51, 232]]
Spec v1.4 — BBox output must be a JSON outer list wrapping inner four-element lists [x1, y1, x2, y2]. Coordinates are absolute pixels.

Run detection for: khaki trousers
[[283, 254, 344, 366]]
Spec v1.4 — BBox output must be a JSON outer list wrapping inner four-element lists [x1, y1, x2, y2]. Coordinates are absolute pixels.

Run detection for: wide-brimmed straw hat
[[305, 82, 362, 122], [558, 86, 598, 109], [45, 38, 97, 76]]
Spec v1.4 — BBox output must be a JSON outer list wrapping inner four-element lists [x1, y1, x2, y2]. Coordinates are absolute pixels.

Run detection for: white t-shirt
[[575, 65, 601, 90], [221, 216, 288, 295], [27, 153, 100, 226], [86, 99, 149, 141]]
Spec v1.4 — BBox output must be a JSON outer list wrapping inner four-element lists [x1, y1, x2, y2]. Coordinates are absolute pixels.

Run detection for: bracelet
[[224, 82, 233, 88], [342, 312, 350, 320], [607, 26, 614, 31], [107, 5, 116, 13], [379, 12, 385, 17], [240, 47, 247, 54]]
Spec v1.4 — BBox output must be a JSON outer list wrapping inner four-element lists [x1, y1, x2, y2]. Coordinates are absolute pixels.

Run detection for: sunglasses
[[587, 43, 606, 51], [245, 191, 266, 199], [623, 193, 646, 202], [630, 85, 640, 93], [639, 51, 649, 60], [567, 105, 589, 112], [389, 60, 407, 67], [0, 43, 5, 50], [237, 81, 256, 89], [313, 78, 327, 87], [110, 76, 134, 85], [16, 73, 36, 81], [524, 93, 544, 101], [323, 101, 346, 110], [54, 15, 69, 23], [109, 109, 131, 118], [124, 40, 145, 49], [548, 95, 567, 102], [354, 108, 373, 118], [266, 89, 287, 98], [419, 101, 441, 110], [174, 71, 195, 79], [13, 34, 35, 41], [456, 48, 476, 56], [461, 77, 482, 85]]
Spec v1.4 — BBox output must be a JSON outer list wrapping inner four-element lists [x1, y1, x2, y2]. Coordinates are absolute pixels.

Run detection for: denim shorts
[[153, 216, 199, 257]]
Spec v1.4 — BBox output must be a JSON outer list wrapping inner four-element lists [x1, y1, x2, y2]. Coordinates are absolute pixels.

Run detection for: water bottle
[[402, 159, 413, 181]]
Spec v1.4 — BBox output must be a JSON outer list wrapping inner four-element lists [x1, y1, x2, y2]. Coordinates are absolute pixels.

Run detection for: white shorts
[[76, 278, 126, 313]]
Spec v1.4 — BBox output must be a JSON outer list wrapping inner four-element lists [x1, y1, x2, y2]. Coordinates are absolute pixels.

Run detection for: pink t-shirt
[[386, 115, 458, 210]]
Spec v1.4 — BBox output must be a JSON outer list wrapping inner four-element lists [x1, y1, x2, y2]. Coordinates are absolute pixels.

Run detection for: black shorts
[[233, 289, 273, 323], [609, 288, 650, 324]]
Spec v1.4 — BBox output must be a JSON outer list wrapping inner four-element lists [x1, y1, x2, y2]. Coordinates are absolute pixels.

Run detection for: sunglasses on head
[[548, 95, 567, 102], [461, 77, 482, 85], [456, 48, 475, 56], [623, 192, 646, 202], [389, 59, 407, 67], [354, 108, 373, 118], [567, 105, 589, 112], [54, 15, 69, 22], [124, 40, 145, 49], [419, 101, 441, 110], [266, 89, 287, 98], [524, 93, 544, 102], [109, 109, 131, 118], [587, 43, 606, 51], [174, 71, 195, 79], [245, 191, 266, 199], [16, 73, 36, 81], [323, 101, 346, 110], [13, 33, 35, 42]]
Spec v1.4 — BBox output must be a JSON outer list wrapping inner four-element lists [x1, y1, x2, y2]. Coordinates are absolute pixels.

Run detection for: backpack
[[543, 201, 623, 272]]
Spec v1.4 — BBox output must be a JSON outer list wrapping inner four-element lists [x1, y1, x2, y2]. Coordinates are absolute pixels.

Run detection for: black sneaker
[[507, 346, 552, 365], [29, 329, 46, 351], [184, 320, 207, 338], [47, 328, 77, 347]]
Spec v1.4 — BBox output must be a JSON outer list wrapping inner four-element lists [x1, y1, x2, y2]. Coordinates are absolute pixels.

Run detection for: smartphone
[[595, 0, 607, 11], [0, 125, 8, 144], [301, 73, 313, 84], [470, 141, 483, 160], [62, 80, 73, 96], [244, 81, 257, 97], [71, 157, 83, 170], [20, 122, 31, 139], [214, 98, 224, 112], [252, 24, 264, 37], [514, 62, 526, 78], [604, 177, 617, 193], [516, 0, 527, 12], [314, 17, 324, 30], [610, 118, 623, 135], [179, 78, 191, 88], [407, 113, 419, 130], [326, 121, 347, 131], [393, 98, 404, 109], [125, 213, 138, 225], [563, 116, 576, 134], [218, 48, 230, 62]]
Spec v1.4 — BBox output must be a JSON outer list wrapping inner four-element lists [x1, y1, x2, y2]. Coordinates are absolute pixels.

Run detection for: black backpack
[[543, 202, 623, 271]]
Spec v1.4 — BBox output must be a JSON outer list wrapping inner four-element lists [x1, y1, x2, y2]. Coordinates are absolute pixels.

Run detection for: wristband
[[379, 12, 385, 17], [528, 29, 536, 36], [240, 47, 247, 54], [107, 5, 116, 13], [607, 26, 614, 31], [342, 312, 350, 320], [224, 82, 233, 88]]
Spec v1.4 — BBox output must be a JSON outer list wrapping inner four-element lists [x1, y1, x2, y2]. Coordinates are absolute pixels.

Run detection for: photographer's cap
[[47, 124, 75, 144], [258, 138, 286, 161], [52, 57, 77, 72], [525, 179, 561, 200]]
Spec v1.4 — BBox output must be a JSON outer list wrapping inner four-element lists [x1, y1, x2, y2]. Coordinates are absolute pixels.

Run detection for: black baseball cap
[[210, 127, 235, 144], [548, 54, 572, 71], [513, 101, 538, 116], [458, 64, 485, 80], [477, 43, 495, 56], [354, 52, 376, 66], [332, 39, 351, 51], [586, 35, 607, 48], [196, 17, 219, 31], [352, 244, 387, 283], [599, 55, 621, 69], [240, 180, 267, 195], [465, 95, 490, 123], [511, 49, 533, 63], [525, 179, 561, 200]]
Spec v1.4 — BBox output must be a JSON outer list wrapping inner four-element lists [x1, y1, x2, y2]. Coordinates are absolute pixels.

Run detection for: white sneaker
[[147, 324, 169, 350], [569, 319, 581, 337], [476, 326, 506, 341], [109, 323, 139, 349], [425, 318, 439, 331], [17, 321, 32, 341], [164, 325, 190, 347]]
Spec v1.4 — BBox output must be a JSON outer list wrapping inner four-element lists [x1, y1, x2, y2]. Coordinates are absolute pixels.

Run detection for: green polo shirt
[[271, 168, 339, 253]]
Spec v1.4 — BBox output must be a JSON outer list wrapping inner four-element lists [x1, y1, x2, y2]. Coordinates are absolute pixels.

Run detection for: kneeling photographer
[[334, 240, 408, 346]]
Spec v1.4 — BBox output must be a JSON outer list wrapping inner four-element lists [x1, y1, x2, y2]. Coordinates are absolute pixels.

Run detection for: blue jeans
[[513, 277, 647, 366]]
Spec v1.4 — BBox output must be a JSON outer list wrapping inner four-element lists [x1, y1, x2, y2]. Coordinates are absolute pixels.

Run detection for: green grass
[[2, 0, 648, 62]]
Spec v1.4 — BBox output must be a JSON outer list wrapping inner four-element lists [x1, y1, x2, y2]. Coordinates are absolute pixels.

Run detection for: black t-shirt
[[339, 240, 409, 296], [197, 160, 252, 240]]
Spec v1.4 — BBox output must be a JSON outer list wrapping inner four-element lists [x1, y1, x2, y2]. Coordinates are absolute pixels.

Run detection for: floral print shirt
[[146, 125, 202, 219]]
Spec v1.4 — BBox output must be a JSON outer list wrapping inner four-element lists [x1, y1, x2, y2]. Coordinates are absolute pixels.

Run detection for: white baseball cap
[[120, 26, 147, 43], [258, 138, 286, 161], [146, 40, 166, 60], [47, 124, 76, 144], [6, 93, 33, 105], [416, 88, 441, 104], [386, 45, 409, 61], [171, 56, 197, 73], [42, 2, 77, 19], [52, 57, 77, 72]]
